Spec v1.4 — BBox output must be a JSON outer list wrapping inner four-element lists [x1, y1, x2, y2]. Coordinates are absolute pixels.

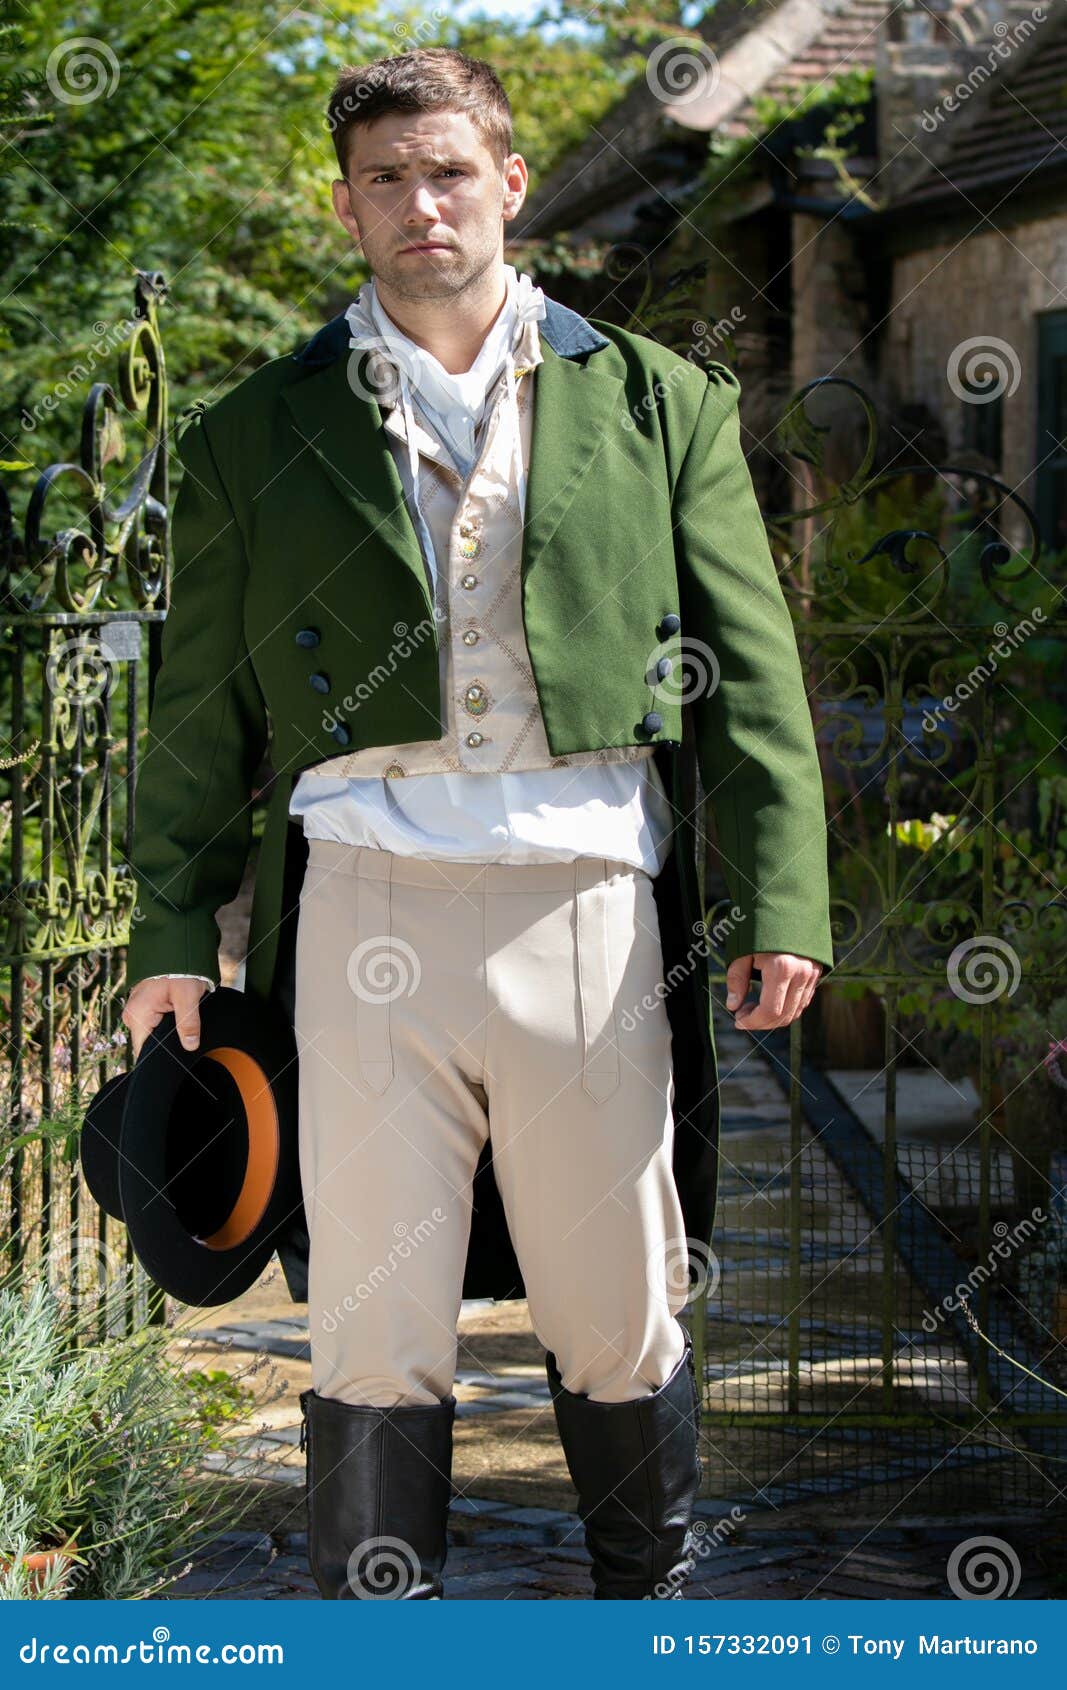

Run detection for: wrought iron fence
[[696, 375, 1067, 1514], [1, 270, 170, 1336]]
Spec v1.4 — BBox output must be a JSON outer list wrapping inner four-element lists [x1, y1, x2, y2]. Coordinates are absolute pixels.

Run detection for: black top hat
[[81, 986, 301, 1308]]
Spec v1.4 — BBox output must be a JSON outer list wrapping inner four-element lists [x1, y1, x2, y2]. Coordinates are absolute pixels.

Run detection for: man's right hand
[[122, 977, 211, 1062]]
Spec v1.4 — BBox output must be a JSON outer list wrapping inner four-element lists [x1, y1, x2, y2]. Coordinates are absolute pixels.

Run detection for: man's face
[[331, 108, 527, 303]]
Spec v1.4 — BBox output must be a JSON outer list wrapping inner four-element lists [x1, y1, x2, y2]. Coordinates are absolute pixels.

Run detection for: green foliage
[[0, 0, 646, 468], [0, 1272, 259, 1598]]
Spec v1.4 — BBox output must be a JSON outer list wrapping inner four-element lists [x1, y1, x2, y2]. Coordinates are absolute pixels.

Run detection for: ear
[[331, 178, 363, 248]]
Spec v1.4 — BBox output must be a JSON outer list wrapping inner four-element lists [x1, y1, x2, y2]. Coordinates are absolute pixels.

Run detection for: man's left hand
[[725, 952, 823, 1029]]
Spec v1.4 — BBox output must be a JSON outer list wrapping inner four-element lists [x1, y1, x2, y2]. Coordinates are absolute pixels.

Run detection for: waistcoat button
[[330, 723, 351, 746], [295, 627, 321, 648], [308, 672, 330, 693], [656, 656, 673, 680], [657, 612, 680, 638], [642, 711, 663, 735]]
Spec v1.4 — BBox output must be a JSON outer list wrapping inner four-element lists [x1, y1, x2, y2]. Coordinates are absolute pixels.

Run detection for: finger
[[736, 970, 790, 1030], [725, 955, 752, 1012], [123, 998, 163, 1063], [779, 971, 810, 1025], [172, 990, 202, 1051]]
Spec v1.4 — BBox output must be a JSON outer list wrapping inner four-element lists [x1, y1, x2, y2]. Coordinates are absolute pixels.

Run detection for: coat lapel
[[282, 292, 620, 607]]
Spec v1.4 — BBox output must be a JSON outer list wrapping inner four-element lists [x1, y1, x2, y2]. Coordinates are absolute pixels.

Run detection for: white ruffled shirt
[[155, 268, 674, 994]]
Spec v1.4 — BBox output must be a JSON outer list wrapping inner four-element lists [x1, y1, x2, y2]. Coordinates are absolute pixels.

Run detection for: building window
[[1037, 312, 1067, 558]]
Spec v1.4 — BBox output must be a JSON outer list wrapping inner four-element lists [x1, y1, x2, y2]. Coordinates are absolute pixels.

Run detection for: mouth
[[399, 242, 453, 254]]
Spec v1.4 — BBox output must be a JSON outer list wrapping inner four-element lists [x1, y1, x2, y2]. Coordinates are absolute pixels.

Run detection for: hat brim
[[117, 987, 301, 1307], [81, 1072, 128, 1221]]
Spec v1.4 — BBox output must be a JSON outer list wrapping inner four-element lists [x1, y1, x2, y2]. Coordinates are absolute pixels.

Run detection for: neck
[[372, 263, 509, 374]]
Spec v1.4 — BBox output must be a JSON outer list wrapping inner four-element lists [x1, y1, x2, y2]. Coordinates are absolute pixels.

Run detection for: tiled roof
[[889, 1, 1067, 209], [515, 0, 890, 237]]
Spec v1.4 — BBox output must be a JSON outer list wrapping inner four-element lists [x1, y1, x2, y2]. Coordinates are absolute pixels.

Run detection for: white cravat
[[344, 265, 546, 589]]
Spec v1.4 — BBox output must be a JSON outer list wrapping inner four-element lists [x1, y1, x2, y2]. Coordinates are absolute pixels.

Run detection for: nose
[[404, 182, 439, 225]]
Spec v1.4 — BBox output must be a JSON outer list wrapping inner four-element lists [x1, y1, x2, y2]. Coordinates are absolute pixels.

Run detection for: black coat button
[[658, 612, 680, 638], [656, 656, 673, 680], [329, 723, 350, 746], [295, 627, 321, 648], [642, 711, 663, 735], [308, 672, 330, 694]]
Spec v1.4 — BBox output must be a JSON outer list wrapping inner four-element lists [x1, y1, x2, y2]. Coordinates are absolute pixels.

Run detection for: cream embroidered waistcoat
[[303, 313, 656, 782]]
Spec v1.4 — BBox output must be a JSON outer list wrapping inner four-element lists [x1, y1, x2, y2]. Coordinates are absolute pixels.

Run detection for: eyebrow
[[356, 156, 469, 175]]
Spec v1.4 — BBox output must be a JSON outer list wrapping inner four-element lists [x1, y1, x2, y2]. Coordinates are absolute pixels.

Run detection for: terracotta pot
[[0, 1536, 79, 1595]]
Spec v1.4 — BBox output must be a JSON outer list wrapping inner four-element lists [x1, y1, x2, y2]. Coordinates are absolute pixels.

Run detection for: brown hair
[[327, 48, 513, 180]]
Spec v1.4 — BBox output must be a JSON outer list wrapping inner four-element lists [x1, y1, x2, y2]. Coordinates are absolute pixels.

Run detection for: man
[[122, 47, 833, 1600]]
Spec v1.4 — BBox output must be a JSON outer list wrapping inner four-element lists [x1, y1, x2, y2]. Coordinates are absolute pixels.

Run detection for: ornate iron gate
[[1, 271, 170, 1335], [694, 375, 1067, 1513]]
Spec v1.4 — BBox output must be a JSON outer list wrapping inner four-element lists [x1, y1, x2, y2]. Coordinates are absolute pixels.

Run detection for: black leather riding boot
[[545, 1331, 703, 1599], [299, 1386, 456, 1599]]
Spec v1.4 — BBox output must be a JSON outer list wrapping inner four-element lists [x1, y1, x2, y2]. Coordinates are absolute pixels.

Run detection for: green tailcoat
[[125, 290, 834, 1304]]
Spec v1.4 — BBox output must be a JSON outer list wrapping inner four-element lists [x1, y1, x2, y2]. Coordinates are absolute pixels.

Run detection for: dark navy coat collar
[[291, 287, 609, 367]]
